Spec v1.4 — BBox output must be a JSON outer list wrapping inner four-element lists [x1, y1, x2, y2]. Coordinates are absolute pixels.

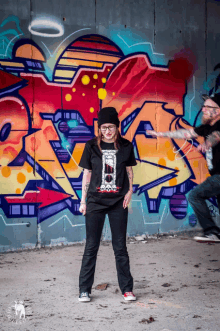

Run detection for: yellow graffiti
[[98, 88, 107, 100], [0, 162, 42, 195], [81, 75, 90, 85], [65, 94, 72, 101]]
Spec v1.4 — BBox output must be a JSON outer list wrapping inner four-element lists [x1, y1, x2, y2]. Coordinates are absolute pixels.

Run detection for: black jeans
[[188, 174, 220, 235], [79, 200, 133, 295]]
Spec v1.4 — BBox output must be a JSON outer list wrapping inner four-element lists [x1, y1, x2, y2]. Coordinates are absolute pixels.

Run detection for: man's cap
[[98, 107, 120, 127], [202, 93, 220, 108]]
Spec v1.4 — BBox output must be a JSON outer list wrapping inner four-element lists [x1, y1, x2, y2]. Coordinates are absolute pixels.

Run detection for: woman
[[78, 107, 137, 302]]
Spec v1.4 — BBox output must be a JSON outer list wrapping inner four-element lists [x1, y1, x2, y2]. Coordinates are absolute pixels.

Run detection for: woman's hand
[[123, 190, 133, 209], [79, 203, 86, 215]]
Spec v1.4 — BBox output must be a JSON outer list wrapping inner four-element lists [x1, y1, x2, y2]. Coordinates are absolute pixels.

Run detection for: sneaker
[[78, 292, 91, 302], [123, 291, 136, 301], [194, 233, 220, 243]]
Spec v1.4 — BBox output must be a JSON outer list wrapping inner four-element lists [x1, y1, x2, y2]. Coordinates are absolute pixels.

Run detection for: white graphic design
[[6, 300, 32, 324], [206, 147, 213, 170], [15, 301, 25, 319], [98, 150, 118, 192]]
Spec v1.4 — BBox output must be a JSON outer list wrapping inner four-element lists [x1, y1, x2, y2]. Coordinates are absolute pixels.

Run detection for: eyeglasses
[[100, 125, 116, 132], [202, 105, 219, 110]]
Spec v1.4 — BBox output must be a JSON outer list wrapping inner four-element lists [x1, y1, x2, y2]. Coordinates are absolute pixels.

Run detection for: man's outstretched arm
[[146, 128, 198, 140]]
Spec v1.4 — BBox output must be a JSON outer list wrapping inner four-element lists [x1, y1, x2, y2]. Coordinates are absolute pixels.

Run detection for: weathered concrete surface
[[0, 234, 220, 331]]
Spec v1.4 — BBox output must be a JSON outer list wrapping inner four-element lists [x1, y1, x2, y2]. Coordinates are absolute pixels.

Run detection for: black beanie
[[202, 93, 220, 108], [98, 107, 120, 127]]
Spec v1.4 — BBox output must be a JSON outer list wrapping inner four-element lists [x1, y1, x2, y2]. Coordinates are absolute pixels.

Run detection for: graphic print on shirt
[[97, 150, 119, 193], [206, 147, 213, 170]]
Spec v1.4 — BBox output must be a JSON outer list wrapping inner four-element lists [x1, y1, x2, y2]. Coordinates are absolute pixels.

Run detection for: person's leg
[[79, 210, 105, 294], [188, 174, 220, 234], [216, 194, 220, 219], [216, 194, 220, 212], [213, 194, 220, 234], [108, 200, 133, 295]]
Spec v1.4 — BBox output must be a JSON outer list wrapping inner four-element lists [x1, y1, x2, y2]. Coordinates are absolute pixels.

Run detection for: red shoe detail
[[123, 292, 136, 300]]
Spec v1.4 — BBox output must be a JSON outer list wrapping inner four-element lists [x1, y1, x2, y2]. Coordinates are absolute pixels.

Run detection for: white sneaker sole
[[122, 295, 136, 301], [194, 236, 220, 243], [78, 297, 91, 302]]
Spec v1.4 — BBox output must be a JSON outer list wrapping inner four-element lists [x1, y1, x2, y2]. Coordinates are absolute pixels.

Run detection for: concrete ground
[[0, 233, 220, 331]]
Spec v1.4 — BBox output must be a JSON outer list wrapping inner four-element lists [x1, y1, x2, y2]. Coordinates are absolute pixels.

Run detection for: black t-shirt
[[194, 120, 220, 175], [79, 136, 137, 212]]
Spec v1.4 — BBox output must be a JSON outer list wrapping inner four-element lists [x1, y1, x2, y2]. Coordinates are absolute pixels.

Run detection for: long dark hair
[[96, 127, 121, 153]]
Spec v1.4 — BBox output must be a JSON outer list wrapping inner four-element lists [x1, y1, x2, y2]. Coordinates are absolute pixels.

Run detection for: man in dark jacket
[[147, 93, 220, 243]]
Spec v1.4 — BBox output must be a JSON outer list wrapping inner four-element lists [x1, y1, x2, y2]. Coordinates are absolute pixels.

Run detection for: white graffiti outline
[[117, 34, 165, 56], [28, 19, 64, 37], [0, 214, 30, 226], [65, 146, 78, 167], [173, 139, 193, 160], [41, 28, 91, 57], [189, 75, 195, 120], [0, 33, 23, 57], [132, 200, 169, 225], [160, 203, 168, 223], [48, 214, 85, 228]]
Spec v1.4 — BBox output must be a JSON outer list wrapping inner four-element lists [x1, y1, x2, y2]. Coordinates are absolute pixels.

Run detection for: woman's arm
[[146, 128, 198, 139], [81, 169, 92, 203], [123, 166, 133, 209], [126, 166, 133, 192], [79, 169, 92, 215]]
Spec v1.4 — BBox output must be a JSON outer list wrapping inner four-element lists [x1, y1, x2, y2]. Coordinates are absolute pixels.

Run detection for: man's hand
[[197, 142, 211, 153], [198, 131, 220, 152], [123, 190, 133, 209]]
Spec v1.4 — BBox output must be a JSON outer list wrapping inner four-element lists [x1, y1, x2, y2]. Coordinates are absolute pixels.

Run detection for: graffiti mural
[[0, 14, 218, 250]]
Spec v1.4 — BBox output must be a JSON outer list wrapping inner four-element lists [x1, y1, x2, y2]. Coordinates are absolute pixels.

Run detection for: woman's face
[[100, 123, 117, 141]]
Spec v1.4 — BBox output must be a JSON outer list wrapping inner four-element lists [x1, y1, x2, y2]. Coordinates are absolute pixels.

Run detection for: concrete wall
[[1, 0, 220, 251]]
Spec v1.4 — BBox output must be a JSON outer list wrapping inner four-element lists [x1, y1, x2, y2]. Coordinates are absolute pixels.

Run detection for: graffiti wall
[[1, 0, 220, 251]]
